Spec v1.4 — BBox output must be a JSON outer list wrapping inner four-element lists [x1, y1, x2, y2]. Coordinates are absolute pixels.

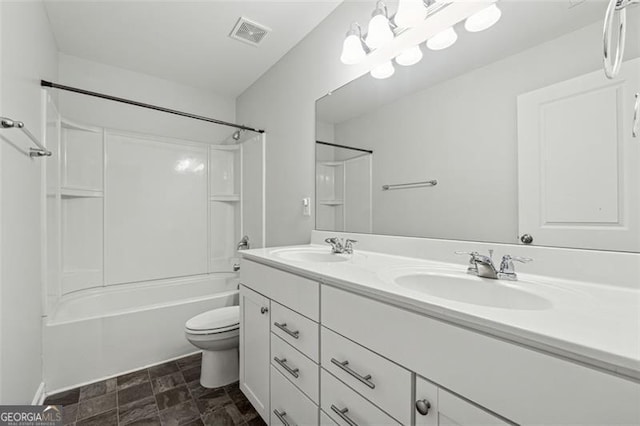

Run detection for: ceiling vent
[[229, 17, 271, 47]]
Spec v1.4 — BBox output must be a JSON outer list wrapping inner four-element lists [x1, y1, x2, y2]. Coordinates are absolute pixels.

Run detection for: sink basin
[[384, 269, 551, 310], [272, 248, 348, 263]]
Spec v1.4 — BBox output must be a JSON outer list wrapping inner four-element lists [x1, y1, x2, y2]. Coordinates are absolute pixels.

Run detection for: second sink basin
[[272, 248, 349, 263], [382, 268, 552, 310]]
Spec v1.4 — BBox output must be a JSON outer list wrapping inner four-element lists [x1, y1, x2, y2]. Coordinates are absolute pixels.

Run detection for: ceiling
[[317, 0, 607, 124], [44, 0, 342, 98]]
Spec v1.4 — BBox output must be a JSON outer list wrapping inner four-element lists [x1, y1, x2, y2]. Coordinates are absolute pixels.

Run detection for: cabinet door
[[437, 389, 509, 426], [517, 58, 640, 251], [239, 285, 270, 423]]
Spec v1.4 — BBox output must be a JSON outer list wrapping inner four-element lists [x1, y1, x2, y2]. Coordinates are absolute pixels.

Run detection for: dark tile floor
[[43, 353, 267, 426]]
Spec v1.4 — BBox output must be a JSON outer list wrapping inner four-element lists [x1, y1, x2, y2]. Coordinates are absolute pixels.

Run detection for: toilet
[[185, 305, 240, 388]]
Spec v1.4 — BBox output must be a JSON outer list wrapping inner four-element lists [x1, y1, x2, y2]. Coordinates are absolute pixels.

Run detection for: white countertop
[[241, 244, 640, 381]]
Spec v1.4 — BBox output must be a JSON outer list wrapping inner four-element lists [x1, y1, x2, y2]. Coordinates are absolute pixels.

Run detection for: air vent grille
[[229, 17, 270, 46]]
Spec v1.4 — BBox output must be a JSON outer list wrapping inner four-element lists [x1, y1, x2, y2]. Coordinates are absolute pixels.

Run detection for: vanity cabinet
[[239, 285, 271, 421], [240, 258, 640, 425], [240, 260, 321, 424]]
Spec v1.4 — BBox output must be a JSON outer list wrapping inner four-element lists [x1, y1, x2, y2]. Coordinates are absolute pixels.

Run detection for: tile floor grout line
[[147, 368, 162, 426]]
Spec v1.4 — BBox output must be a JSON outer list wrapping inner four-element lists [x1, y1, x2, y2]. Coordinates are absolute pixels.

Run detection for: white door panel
[[518, 58, 640, 251]]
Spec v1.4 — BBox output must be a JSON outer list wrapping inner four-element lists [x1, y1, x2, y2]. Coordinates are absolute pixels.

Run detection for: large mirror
[[316, 1, 640, 252]]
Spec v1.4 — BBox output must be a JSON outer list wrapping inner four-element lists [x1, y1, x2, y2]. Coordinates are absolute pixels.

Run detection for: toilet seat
[[185, 306, 239, 335]]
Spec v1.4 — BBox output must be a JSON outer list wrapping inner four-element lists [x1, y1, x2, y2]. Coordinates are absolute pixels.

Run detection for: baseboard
[[43, 350, 202, 398], [31, 382, 46, 405]]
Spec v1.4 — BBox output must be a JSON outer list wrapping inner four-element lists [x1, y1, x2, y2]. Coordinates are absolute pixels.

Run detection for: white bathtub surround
[[44, 274, 238, 392], [241, 231, 640, 381]]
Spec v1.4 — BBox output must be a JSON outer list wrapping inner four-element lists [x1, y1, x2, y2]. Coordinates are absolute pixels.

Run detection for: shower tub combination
[[44, 274, 238, 393]]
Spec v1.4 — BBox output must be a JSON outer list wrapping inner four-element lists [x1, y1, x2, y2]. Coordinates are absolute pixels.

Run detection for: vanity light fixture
[[395, 45, 423, 66], [464, 3, 502, 32], [365, 1, 395, 49], [394, 0, 428, 29], [340, 23, 369, 65], [426, 27, 458, 50], [371, 61, 395, 79], [340, 1, 501, 79]]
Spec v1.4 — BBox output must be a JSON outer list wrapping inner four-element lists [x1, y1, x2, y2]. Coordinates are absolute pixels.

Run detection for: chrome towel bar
[[382, 180, 437, 191], [0, 117, 51, 157]]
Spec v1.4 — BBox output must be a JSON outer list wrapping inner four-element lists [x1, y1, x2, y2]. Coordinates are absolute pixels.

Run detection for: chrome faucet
[[456, 250, 498, 279], [325, 237, 357, 254], [237, 235, 250, 251], [498, 255, 533, 281], [456, 250, 532, 280]]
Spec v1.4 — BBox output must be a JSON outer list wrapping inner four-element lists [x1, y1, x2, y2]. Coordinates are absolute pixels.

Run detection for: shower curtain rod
[[41, 80, 265, 134], [316, 140, 373, 154]]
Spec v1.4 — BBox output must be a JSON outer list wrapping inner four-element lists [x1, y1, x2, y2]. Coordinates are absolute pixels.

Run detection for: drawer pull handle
[[274, 322, 300, 339], [415, 399, 432, 416], [274, 409, 294, 426], [330, 405, 358, 426], [330, 358, 375, 389], [274, 357, 300, 378]]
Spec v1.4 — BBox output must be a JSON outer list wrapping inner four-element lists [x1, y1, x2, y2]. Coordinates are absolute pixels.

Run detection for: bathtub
[[44, 274, 238, 392]]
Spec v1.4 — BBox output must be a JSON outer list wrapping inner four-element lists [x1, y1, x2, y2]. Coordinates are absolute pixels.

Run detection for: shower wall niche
[[60, 119, 104, 294], [44, 95, 263, 310]]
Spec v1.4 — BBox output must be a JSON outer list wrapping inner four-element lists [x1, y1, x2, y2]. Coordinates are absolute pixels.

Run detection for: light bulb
[[465, 3, 502, 32], [394, 0, 427, 28], [365, 11, 394, 49], [340, 33, 366, 65], [370, 61, 395, 79], [395, 45, 423, 66], [426, 27, 458, 50]]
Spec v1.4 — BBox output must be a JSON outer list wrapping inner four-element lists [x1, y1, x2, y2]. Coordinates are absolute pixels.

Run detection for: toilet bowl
[[185, 305, 239, 388]]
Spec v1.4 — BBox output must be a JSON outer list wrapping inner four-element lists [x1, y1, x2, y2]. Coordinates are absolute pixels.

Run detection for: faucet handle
[[344, 239, 357, 254], [325, 237, 344, 253], [455, 251, 480, 274], [499, 255, 533, 279], [454, 251, 479, 257]]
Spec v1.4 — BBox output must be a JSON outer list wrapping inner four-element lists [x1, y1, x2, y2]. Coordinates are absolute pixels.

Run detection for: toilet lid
[[186, 306, 239, 332]]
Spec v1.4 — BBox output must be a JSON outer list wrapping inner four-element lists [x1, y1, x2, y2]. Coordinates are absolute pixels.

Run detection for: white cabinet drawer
[[272, 301, 320, 361], [271, 332, 320, 403], [271, 365, 318, 426], [241, 259, 320, 320], [321, 369, 399, 426], [321, 327, 411, 425]]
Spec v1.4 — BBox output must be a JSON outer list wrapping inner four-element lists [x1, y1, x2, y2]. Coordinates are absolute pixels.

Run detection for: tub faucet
[[237, 235, 250, 251]]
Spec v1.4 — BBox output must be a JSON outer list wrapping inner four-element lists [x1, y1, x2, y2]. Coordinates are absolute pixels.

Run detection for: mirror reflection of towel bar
[[382, 180, 437, 191]]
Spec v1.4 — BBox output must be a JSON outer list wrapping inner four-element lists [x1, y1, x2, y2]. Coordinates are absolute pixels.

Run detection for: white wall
[[58, 53, 236, 144], [0, 1, 58, 403], [237, 3, 375, 246], [332, 18, 640, 243]]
